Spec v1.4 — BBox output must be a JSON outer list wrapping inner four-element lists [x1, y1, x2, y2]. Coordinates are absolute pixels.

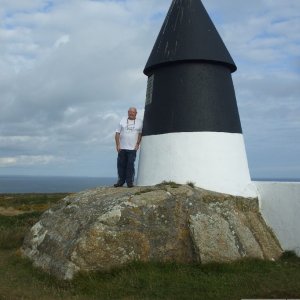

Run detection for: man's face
[[128, 109, 137, 120]]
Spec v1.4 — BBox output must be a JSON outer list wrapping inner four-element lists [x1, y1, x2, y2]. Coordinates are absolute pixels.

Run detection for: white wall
[[255, 182, 300, 256]]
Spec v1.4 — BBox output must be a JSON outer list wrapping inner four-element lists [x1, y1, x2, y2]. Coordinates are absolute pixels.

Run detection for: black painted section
[[142, 63, 242, 136], [144, 0, 237, 75]]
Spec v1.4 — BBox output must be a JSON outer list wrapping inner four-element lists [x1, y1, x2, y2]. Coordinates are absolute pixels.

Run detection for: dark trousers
[[117, 150, 137, 185]]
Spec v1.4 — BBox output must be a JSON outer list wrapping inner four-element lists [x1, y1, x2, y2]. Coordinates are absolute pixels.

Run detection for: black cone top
[[144, 0, 237, 75]]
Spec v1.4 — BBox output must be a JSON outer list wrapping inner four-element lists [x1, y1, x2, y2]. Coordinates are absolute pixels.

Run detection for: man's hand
[[135, 133, 142, 151], [115, 132, 121, 152]]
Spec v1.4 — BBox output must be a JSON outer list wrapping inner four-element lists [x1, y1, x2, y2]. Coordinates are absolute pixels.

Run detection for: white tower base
[[137, 132, 257, 198]]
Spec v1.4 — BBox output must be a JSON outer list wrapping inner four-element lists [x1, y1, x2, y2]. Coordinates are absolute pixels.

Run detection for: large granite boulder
[[22, 184, 282, 279]]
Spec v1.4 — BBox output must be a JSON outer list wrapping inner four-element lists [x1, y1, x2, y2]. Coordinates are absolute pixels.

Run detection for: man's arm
[[135, 133, 142, 150], [115, 132, 121, 152]]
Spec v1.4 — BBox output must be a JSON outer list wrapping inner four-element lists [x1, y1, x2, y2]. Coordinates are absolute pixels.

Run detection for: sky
[[0, 0, 299, 180]]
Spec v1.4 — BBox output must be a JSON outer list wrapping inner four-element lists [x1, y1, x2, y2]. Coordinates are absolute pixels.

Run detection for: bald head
[[128, 107, 137, 120]]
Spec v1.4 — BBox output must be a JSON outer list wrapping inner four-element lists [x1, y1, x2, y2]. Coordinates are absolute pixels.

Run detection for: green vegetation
[[0, 212, 42, 249], [134, 188, 155, 195], [0, 193, 69, 211], [0, 193, 300, 299], [156, 181, 181, 188], [0, 194, 69, 251], [186, 181, 195, 188]]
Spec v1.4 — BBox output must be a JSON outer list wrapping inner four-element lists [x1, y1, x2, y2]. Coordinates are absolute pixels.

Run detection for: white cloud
[[53, 34, 70, 49], [0, 155, 63, 167]]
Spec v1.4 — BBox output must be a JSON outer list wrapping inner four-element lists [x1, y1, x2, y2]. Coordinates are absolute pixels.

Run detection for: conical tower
[[137, 0, 255, 197]]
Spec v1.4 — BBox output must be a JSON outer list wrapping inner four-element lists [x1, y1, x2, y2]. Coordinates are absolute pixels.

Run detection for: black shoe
[[114, 182, 124, 187], [127, 183, 134, 188]]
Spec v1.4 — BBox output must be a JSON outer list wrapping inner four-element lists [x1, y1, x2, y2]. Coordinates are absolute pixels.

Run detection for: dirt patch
[[0, 206, 29, 216]]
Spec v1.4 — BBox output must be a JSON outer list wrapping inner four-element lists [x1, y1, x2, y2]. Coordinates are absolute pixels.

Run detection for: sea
[[0, 175, 299, 194], [0, 175, 116, 193]]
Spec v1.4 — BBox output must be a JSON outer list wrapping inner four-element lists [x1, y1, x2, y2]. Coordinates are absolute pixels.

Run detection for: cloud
[[0, 155, 63, 167], [53, 34, 70, 49]]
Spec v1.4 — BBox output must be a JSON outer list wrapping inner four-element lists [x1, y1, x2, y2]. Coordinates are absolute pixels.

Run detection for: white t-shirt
[[116, 117, 143, 150]]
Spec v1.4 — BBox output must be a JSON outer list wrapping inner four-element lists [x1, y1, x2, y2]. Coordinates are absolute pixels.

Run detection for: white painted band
[[137, 132, 256, 198]]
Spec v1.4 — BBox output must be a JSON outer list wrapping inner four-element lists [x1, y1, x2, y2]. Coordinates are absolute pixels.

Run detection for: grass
[[186, 181, 195, 188], [0, 212, 42, 249], [0, 193, 300, 299], [0, 194, 69, 250], [156, 181, 181, 188], [0, 193, 69, 211]]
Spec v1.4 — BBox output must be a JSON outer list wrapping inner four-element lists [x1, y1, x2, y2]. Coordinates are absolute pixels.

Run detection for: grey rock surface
[[22, 184, 282, 279]]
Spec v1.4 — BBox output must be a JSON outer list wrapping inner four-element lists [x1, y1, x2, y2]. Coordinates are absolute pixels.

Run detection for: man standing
[[114, 107, 142, 187]]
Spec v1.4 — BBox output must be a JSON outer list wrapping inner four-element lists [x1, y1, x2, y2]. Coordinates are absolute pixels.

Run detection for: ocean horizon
[[0, 175, 299, 194], [0, 175, 116, 193]]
